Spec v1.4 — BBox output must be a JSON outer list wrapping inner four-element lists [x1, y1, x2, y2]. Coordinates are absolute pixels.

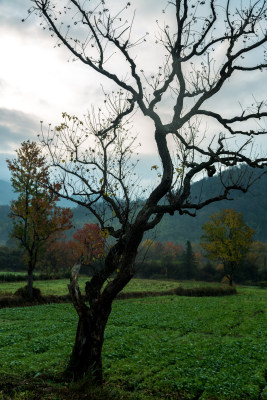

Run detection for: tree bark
[[27, 269, 33, 299], [66, 228, 143, 383], [66, 304, 111, 383], [66, 262, 113, 383]]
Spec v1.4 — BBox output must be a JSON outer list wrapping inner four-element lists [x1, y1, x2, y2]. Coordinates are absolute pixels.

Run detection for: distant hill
[[0, 167, 267, 246], [0, 180, 73, 245], [0, 205, 11, 245], [0, 180, 15, 206], [0, 179, 73, 208], [155, 167, 267, 244]]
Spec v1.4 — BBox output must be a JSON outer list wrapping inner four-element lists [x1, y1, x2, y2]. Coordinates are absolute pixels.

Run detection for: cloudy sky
[[0, 0, 166, 181], [0, 0, 267, 182]]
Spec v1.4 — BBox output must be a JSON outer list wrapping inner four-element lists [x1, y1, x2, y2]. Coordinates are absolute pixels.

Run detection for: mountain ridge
[[0, 167, 266, 245]]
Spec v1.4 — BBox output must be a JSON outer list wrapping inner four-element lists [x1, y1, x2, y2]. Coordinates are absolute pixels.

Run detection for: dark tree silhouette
[[28, 0, 267, 382], [181, 240, 198, 280]]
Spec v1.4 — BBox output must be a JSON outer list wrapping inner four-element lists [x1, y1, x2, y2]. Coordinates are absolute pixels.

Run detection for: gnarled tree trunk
[[66, 302, 112, 383], [66, 233, 141, 383], [66, 262, 114, 383]]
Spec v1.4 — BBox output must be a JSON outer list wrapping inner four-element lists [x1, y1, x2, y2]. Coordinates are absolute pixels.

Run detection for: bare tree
[[28, 0, 267, 383]]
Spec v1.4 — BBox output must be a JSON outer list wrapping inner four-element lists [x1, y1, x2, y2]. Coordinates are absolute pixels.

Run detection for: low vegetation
[[0, 283, 266, 400], [0, 277, 181, 298]]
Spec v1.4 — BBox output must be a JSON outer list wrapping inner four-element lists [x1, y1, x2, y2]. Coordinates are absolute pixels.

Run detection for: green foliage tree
[[201, 209, 254, 285], [29, 0, 267, 383], [7, 141, 73, 299]]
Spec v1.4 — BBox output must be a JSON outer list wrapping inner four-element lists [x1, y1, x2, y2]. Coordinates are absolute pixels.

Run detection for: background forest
[[1, 165, 267, 285]]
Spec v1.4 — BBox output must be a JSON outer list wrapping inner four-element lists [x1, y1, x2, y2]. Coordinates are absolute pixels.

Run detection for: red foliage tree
[[41, 235, 77, 274], [72, 224, 106, 264], [42, 224, 107, 274]]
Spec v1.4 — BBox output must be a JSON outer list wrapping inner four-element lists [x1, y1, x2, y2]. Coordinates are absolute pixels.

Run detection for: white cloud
[[0, 108, 39, 153]]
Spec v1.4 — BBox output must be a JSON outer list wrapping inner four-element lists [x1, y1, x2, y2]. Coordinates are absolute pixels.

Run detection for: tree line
[[3, 142, 267, 290]]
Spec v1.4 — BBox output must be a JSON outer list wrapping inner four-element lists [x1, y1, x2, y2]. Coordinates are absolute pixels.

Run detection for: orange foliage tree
[[7, 141, 73, 298], [42, 224, 107, 274], [163, 241, 184, 261], [201, 209, 254, 285]]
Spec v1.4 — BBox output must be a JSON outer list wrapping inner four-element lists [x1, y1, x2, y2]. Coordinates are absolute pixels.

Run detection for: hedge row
[[0, 272, 70, 282], [116, 285, 237, 299]]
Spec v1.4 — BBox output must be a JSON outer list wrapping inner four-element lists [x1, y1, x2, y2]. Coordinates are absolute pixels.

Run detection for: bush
[[258, 281, 267, 288], [14, 286, 42, 301]]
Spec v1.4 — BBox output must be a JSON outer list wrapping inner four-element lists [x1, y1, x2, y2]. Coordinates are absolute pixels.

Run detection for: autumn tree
[[140, 239, 164, 261], [163, 241, 184, 262], [71, 223, 106, 265], [201, 209, 254, 285], [42, 223, 106, 274], [40, 235, 77, 274], [7, 141, 73, 298], [28, 0, 267, 382]]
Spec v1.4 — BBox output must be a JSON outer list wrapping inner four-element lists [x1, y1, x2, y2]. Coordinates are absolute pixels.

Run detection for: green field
[[0, 283, 266, 400], [0, 276, 224, 297]]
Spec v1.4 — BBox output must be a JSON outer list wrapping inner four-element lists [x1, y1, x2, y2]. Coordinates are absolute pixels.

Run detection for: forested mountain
[[0, 166, 267, 246], [0, 206, 11, 245], [0, 180, 15, 206], [156, 167, 267, 244]]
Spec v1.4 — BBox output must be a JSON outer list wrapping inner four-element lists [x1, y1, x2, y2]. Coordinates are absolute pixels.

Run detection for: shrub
[[258, 281, 267, 288], [14, 286, 42, 301]]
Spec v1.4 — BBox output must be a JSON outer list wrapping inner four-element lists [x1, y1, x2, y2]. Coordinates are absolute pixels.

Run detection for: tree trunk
[[66, 304, 111, 383], [224, 263, 234, 287], [66, 232, 142, 383], [66, 262, 113, 383], [27, 270, 33, 299]]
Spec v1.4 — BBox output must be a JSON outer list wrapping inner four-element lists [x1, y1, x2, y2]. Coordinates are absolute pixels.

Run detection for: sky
[[0, 0, 165, 181], [0, 0, 267, 183]]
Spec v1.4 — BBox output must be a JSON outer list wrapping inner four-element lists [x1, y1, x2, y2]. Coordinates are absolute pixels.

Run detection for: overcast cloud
[[0, 0, 267, 183]]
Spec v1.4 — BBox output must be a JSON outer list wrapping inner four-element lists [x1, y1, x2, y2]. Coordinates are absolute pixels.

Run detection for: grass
[[0, 272, 27, 276], [0, 277, 204, 297], [0, 285, 266, 399]]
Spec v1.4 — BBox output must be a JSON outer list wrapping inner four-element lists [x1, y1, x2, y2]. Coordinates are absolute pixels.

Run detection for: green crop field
[[0, 284, 266, 400]]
